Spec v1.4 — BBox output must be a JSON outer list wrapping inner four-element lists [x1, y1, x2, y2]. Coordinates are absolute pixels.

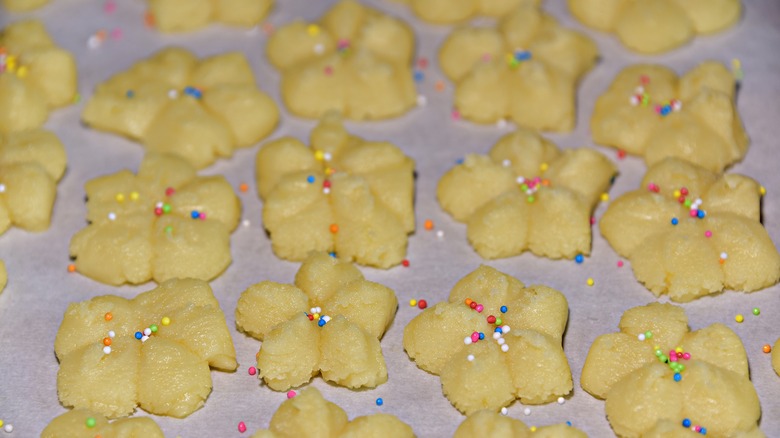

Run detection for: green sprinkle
[[86, 417, 96, 428], [527, 196, 535, 203], [162, 204, 172, 214], [150, 324, 158, 333], [495, 317, 502, 326], [753, 307, 760, 316], [165, 225, 173, 234], [645, 331, 653, 339]]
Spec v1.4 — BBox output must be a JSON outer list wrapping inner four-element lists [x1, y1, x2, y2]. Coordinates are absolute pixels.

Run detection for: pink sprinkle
[[475, 304, 484, 313], [481, 53, 492, 62], [682, 352, 691, 360], [287, 390, 297, 399], [104, 0, 116, 13], [647, 183, 660, 193], [199, 212, 207, 220], [689, 209, 698, 217], [640, 75, 650, 85], [669, 350, 677, 362], [110, 28, 123, 40], [238, 421, 247, 433], [262, 23, 275, 36], [417, 57, 429, 69], [694, 426, 701, 432], [248, 366, 256, 376], [590, 217, 596, 225], [471, 332, 480, 343], [451, 109, 461, 120], [704, 230, 712, 238], [324, 66, 333, 75], [154, 207, 163, 216], [617, 260, 624, 268]]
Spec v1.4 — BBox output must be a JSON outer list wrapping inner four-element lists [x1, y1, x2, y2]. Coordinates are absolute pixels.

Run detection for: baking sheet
[[1, 0, 779, 436]]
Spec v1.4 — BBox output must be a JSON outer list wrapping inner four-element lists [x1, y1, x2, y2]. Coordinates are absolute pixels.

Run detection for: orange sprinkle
[[719, 258, 725, 264], [239, 183, 249, 193], [329, 224, 339, 233], [103, 337, 112, 346], [67, 263, 76, 273], [435, 80, 445, 92], [104, 312, 113, 322], [465, 298, 473, 306], [96, 29, 108, 40], [541, 179, 550, 186], [144, 11, 155, 27], [424, 219, 434, 230], [763, 344, 772, 354]]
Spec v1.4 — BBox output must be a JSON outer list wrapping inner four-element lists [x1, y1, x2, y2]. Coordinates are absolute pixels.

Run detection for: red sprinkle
[[617, 260, 624, 267], [487, 315, 496, 324], [165, 187, 175, 196], [402, 259, 410, 267], [238, 421, 247, 433], [617, 150, 627, 159], [417, 299, 427, 309], [248, 366, 257, 376]]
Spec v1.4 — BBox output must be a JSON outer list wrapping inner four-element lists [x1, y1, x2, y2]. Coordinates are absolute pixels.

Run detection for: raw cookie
[[581, 302, 763, 437], [2, 0, 48, 11], [55, 278, 237, 418], [391, 0, 529, 24], [42, 409, 164, 438], [438, 128, 615, 260], [267, 0, 417, 120], [591, 62, 748, 173], [0, 260, 6, 294], [147, 0, 273, 32], [403, 265, 572, 415], [235, 252, 398, 391], [251, 387, 413, 437], [454, 410, 587, 437], [256, 112, 415, 268], [438, 1, 597, 131], [600, 157, 780, 301], [0, 20, 77, 134], [82, 47, 278, 169], [568, 0, 741, 53], [773, 339, 780, 377], [0, 129, 67, 234], [69, 153, 240, 285]]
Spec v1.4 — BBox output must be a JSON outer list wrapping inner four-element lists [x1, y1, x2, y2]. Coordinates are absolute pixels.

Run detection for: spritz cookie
[[2, 0, 49, 11], [42, 409, 164, 438], [454, 410, 587, 438], [147, 0, 273, 32], [391, 0, 527, 24]]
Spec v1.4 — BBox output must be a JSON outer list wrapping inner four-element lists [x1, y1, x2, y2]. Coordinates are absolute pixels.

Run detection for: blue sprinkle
[[661, 105, 671, 116], [673, 373, 681, 382], [413, 70, 424, 82], [318, 319, 326, 327], [329, 252, 336, 258], [494, 327, 502, 332], [184, 86, 202, 99], [376, 398, 383, 406], [306, 175, 315, 184], [126, 90, 135, 98], [135, 332, 143, 340], [700, 428, 706, 435], [191, 210, 199, 219], [697, 210, 705, 218], [514, 50, 531, 61], [671, 217, 679, 225], [682, 419, 691, 428], [575, 254, 584, 264], [456, 158, 464, 165], [566, 421, 572, 427], [478, 332, 484, 340], [500, 305, 507, 313]]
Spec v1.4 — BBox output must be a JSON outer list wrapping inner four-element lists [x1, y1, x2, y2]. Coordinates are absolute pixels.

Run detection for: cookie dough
[[2, 0, 49, 11], [147, 0, 273, 32], [600, 157, 780, 301], [438, 128, 615, 260], [403, 265, 572, 415], [267, 0, 417, 120], [251, 387, 413, 437], [581, 302, 762, 437], [0, 20, 77, 133], [55, 278, 237, 418], [439, 2, 597, 131], [256, 112, 415, 268], [236, 252, 398, 391], [568, 0, 741, 53], [454, 410, 587, 438], [392, 0, 528, 24], [591, 62, 748, 173], [82, 47, 278, 169], [69, 153, 240, 285], [0, 260, 6, 294], [0, 129, 67, 234], [42, 409, 164, 438], [774, 339, 780, 377]]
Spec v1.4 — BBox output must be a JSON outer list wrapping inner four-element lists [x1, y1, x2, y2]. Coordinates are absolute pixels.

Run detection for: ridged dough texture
[[0, 129, 67, 234], [0, 20, 77, 134], [438, 1, 597, 131], [236, 252, 398, 391], [54, 278, 237, 419], [82, 47, 279, 169], [266, 0, 417, 120], [438, 128, 616, 260], [403, 265, 572, 415], [256, 112, 415, 268], [69, 153, 240, 285], [591, 62, 749, 173], [581, 302, 763, 437], [600, 157, 780, 301], [568, 0, 741, 53], [391, 0, 532, 24], [454, 410, 587, 438], [41, 408, 164, 438], [147, 0, 274, 32]]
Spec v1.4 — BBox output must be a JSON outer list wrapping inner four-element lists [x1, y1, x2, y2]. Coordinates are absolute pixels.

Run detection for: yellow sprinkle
[[731, 58, 741, 69], [161, 316, 171, 326], [313, 313, 320, 319], [6, 56, 16, 70], [600, 193, 609, 202], [675, 346, 683, 353], [530, 426, 537, 432], [673, 190, 681, 198], [735, 314, 744, 323], [409, 299, 417, 307], [325, 167, 335, 175], [0, 420, 3, 428], [16, 65, 27, 78], [586, 278, 594, 286], [307, 24, 320, 36], [73, 93, 81, 103], [115, 193, 125, 202], [314, 150, 324, 161], [130, 191, 139, 201], [760, 186, 766, 196], [539, 163, 548, 172]]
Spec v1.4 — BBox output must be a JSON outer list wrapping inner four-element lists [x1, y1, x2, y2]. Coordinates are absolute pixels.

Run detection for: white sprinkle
[[720, 252, 728, 260], [4, 424, 13, 433], [0, 183, 5, 193], [502, 159, 511, 167], [323, 153, 332, 161], [155, 201, 163, 208], [496, 118, 507, 129], [416, 95, 427, 106], [629, 95, 639, 106], [242, 219, 250, 227], [436, 230, 444, 239], [501, 325, 510, 334], [108, 331, 116, 338], [87, 35, 101, 49], [516, 176, 525, 184], [168, 89, 179, 99], [523, 407, 531, 416], [143, 328, 152, 336], [635, 86, 644, 94], [313, 43, 324, 54], [108, 212, 117, 221], [500, 407, 508, 415], [315, 307, 321, 313], [310, 307, 317, 314], [141, 335, 149, 342], [557, 396, 565, 405], [501, 344, 509, 352], [467, 354, 474, 362], [103, 346, 112, 354], [322, 315, 331, 322], [323, 188, 331, 194], [497, 337, 505, 345], [492, 332, 502, 340], [673, 100, 683, 111], [464, 336, 472, 345], [637, 333, 645, 341]]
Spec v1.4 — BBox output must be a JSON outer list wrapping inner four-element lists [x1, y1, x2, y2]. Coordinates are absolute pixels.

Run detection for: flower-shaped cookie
[[600, 157, 780, 301], [250, 387, 414, 438], [82, 47, 278, 169], [256, 112, 415, 268], [568, 0, 741, 53], [0, 20, 77, 134], [404, 265, 572, 415], [236, 252, 398, 391], [391, 0, 529, 24], [581, 302, 762, 437], [773, 340, 780, 377], [266, 0, 417, 120], [42, 409, 164, 438], [0, 260, 6, 294], [439, 2, 597, 131], [591, 62, 748, 173], [3, 0, 48, 11], [69, 153, 240, 285], [55, 278, 237, 418], [1, 129, 67, 234], [147, 0, 273, 32], [438, 128, 615, 260], [455, 410, 587, 437]]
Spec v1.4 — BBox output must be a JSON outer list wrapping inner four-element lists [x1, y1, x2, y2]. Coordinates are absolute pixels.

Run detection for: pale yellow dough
[[42, 409, 164, 438], [568, 0, 741, 53], [267, 0, 417, 120], [148, 0, 273, 32], [236, 252, 398, 391], [581, 302, 763, 437], [600, 157, 780, 301], [251, 387, 414, 437], [591, 62, 748, 173], [403, 265, 572, 415], [82, 47, 278, 169], [392, 0, 530, 24], [2, 0, 48, 11], [454, 410, 587, 437], [438, 1, 597, 131], [256, 112, 415, 268], [0, 20, 77, 134], [438, 128, 615, 260], [773, 339, 780, 377], [0, 129, 67, 234], [55, 278, 237, 418], [69, 153, 240, 285], [0, 260, 6, 294]]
